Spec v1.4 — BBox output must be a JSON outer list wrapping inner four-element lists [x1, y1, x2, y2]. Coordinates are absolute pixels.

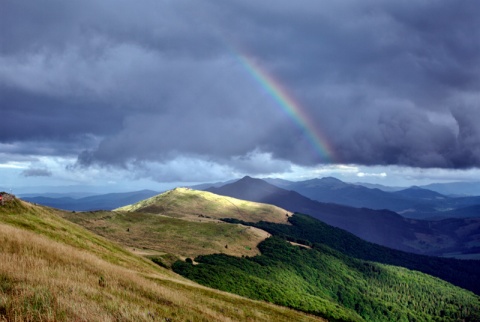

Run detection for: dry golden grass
[[0, 198, 164, 275], [0, 198, 325, 321], [117, 188, 292, 224], [62, 210, 270, 259], [62, 188, 293, 260]]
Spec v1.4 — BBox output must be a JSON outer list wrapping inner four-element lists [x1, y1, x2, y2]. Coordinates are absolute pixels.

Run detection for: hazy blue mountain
[[262, 177, 440, 216], [261, 178, 295, 189], [259, 176, 480, 219], [19, 192, 98, 199], [392, 186, 447, 199], [207, 176, 480, 258], [421, 181, 480, 196], [4, 184, 139, 195], [23, 190, 159, 211], [189, 179, 238, 190], [284, 177, 417, 210], [353, 182, 406, 192]]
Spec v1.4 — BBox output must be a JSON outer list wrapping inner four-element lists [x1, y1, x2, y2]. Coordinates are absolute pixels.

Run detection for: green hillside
[[0, 195, 324, 321], [174, 237, 480, 322], [224, 214, 480, 295]]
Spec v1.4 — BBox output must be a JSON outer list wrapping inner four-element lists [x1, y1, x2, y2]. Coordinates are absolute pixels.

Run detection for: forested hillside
[[223, 214, 480, 295], [174, 236, 480, 321]]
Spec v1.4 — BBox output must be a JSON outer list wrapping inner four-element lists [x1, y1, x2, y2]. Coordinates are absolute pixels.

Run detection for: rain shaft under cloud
[[1, 0, 480, 183]]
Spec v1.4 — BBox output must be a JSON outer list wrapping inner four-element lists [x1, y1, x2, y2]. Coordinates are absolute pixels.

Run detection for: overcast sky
[[1, 1, 480, 193]]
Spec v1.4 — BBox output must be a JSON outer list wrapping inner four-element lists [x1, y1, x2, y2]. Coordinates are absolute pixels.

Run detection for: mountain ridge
[[257, 177, 480, 220]]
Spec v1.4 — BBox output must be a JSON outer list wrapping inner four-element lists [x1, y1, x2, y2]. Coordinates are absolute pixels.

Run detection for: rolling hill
[[117, 187, 292, 224], [61, 187, 293, 260]]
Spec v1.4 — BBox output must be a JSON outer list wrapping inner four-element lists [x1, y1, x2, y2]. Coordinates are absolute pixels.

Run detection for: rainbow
[[234, 52, 334, 162]]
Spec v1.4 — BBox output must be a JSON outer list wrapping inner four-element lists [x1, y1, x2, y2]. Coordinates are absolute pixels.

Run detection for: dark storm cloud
[[1, 0, 480, 177]]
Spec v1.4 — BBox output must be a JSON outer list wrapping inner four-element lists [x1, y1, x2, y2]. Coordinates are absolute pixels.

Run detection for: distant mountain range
[[267, 177, 441, 214], [422, 181, 480, 196], [22, 190, 159, 211], [261, 177, 480, 196], [207, 176, 480, 258], [266, 177, 480, 219], [355, 180, 480, 196], [352, 182, 405, 192]]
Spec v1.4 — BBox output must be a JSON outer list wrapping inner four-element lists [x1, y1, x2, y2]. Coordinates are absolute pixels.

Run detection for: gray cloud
[[21, 168, 52, 177], [1, 0, 480, 182]]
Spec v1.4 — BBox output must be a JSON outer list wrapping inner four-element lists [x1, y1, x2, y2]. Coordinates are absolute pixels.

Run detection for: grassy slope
[[62, 210, 270, 259], [64, 188, 293, 259], [0, 197, 324, 321], [117, 188, 292, 224]]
